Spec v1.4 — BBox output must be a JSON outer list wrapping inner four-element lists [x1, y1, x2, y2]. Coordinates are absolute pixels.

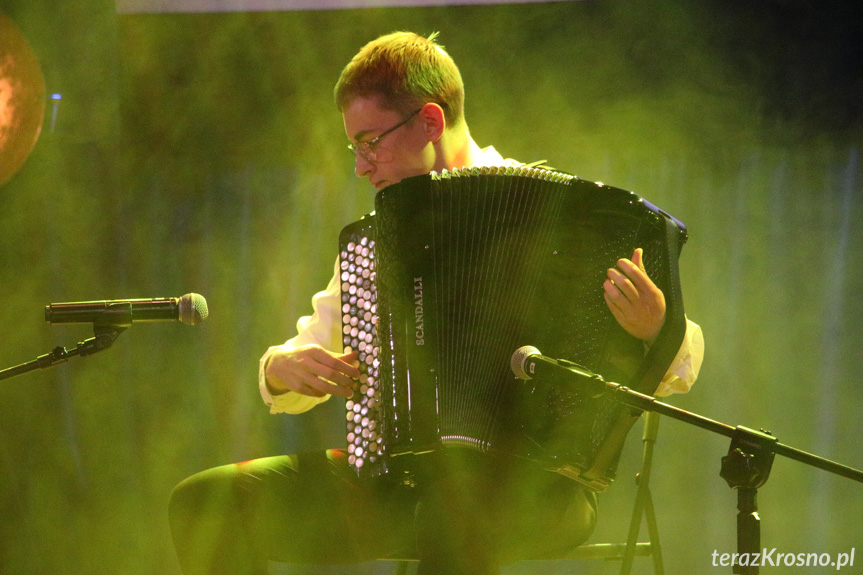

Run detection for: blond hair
[[334, 31, 465, 128]]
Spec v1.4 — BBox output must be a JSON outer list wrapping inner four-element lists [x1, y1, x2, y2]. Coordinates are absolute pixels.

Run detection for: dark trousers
[[168, 448, 597, 575]]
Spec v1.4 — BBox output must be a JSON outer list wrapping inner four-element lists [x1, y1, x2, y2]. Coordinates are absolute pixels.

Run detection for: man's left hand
[[602, 248, 666, 345]]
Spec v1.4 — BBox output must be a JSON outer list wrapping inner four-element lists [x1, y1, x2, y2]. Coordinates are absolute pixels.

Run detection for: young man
[[169, 32, 704, 575]]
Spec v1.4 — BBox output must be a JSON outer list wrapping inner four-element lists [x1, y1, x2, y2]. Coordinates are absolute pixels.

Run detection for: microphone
[[45, 293, 209, 326], [510, 345, 606, 397]]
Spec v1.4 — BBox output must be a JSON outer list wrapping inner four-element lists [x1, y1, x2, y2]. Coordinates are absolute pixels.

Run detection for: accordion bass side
[[339, 166, 688, 491]]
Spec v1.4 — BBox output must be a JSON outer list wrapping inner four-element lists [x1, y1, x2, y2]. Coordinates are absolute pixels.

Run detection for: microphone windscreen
[[511, 345, 541, 380], [179, 293, 209, 325]]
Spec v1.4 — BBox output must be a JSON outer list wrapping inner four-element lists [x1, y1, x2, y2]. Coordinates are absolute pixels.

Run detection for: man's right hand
[[264, 344, 360, 399]]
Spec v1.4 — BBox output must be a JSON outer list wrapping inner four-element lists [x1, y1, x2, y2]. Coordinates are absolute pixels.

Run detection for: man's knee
[[169, 464, 243, 527]]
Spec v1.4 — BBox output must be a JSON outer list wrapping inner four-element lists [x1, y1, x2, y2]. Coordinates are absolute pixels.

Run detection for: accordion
[[339, 166, 687, 491]]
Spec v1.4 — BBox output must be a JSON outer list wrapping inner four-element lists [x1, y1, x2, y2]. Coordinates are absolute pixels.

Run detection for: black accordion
[[339, 166, 687, 491]]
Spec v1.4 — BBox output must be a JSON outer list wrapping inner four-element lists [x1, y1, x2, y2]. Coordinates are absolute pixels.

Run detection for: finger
[[271, 348, 359, 397], [297, 382, 328, 398], [290, 352, 358, 395], [631, 247, 645, 270], [606, 268, 639, 302], [294, 367, 354, 398], [614, 258, 654, 293], [308, 347, 362, 380], [303, 360, 358, 394], [603, 288, 619, 312], [338, 349, 359, 362], [336, 350, 362, 377], [265, 369, 328, 398], [603, 291, 628, 325]]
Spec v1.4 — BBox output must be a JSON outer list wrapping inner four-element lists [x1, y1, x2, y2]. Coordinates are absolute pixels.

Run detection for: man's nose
[[354, 153, 374, 178]]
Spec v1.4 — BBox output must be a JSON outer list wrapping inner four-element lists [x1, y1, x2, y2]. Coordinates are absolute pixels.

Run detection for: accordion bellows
[[339, 166, 687, 491]]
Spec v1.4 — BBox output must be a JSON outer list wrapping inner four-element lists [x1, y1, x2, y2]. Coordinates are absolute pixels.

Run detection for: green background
[[0, 1, 861, 573]]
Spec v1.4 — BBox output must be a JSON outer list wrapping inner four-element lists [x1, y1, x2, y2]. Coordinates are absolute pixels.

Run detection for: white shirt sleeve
[[652, 318, 704, 397], [258, 257, 343, 414]]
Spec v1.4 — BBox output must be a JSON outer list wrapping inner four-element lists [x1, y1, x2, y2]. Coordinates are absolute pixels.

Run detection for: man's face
[[342, 96, 434, 190]]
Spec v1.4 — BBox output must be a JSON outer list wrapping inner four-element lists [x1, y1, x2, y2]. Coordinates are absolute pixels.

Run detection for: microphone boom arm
[[519, 350, 863, 575], [1, 320, 128, 382]]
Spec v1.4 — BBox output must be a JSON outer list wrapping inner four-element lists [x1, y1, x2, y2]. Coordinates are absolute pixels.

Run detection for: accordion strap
[[576, 212, 687, 489], [633, 212, 688, 393]]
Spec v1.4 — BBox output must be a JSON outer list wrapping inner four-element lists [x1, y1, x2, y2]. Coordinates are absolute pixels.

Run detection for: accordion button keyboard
[[340, 233, 383, 476]]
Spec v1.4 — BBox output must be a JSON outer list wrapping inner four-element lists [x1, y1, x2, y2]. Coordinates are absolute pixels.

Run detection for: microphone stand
[[573, 372, 863, 574], [0, 304, 132, 382]]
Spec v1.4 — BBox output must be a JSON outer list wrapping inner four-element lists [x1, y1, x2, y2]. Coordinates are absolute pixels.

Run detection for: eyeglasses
[[347, 108, 422, 163]]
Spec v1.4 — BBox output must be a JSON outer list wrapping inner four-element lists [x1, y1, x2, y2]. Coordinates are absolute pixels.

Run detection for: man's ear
[[418, 103, 446, 142]]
